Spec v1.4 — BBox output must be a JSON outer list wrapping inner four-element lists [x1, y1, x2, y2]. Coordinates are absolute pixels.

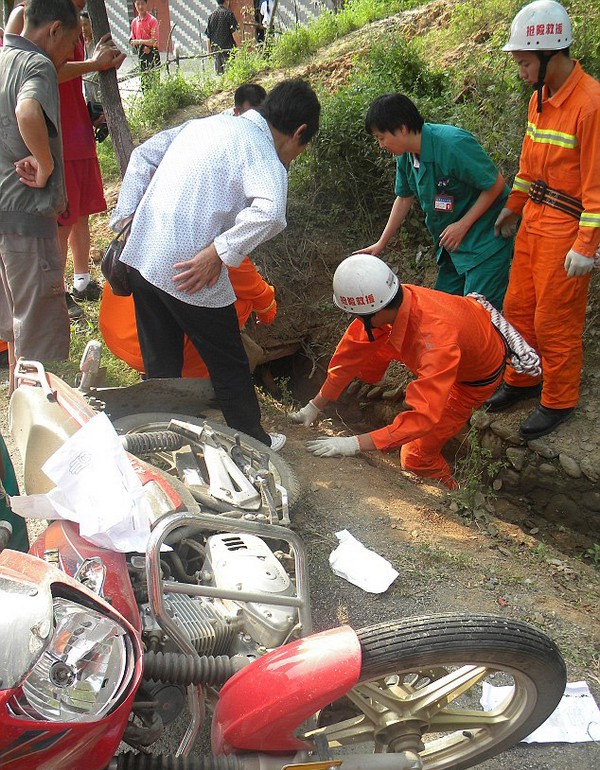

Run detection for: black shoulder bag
[[101, 220, 133, 297]]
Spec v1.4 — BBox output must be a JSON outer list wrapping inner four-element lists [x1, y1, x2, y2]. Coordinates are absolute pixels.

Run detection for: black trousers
[[138, 48, 160, 92], [130, 268, 270, 445]]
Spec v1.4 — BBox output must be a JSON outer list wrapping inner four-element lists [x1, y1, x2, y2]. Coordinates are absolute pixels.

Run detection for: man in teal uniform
[[360, 93, 513, 310]]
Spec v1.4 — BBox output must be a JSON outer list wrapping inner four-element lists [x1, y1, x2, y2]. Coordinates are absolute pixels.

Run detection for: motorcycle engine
[[140, 533, 297, 656]]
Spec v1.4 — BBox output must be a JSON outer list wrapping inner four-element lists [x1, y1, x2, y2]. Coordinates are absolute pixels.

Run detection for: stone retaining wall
[[475, 411, 600, 539]]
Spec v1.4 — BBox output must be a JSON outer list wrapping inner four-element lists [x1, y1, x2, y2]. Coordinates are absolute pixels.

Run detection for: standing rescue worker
[[290, 254, 509, 490], [487, 0, 600, 439]]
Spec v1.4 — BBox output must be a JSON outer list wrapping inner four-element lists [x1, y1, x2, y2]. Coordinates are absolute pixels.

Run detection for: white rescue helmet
[[503, 0, 572, 51], [333, 254, 399, 315]]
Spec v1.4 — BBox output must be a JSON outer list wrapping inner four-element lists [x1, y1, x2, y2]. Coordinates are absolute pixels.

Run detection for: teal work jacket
[[395, 123, 510, 275]]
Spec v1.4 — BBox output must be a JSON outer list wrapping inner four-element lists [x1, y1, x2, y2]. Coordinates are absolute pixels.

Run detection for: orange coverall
[[502, 62, 600, 408], [99, 257, 276, 378], [320, 285, 506, 487]]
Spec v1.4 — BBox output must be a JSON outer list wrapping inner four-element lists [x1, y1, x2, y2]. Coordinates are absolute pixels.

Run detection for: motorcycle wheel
[[308, 614, 566, 770], [112, 413, 301, 514]]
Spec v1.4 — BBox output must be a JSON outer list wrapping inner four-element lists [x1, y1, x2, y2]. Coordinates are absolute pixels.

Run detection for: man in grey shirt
[[111, 79, 320, 448], [0, 0, 80, 392]]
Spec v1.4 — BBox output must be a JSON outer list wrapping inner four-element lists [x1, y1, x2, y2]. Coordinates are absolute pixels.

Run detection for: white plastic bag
[[329, 529, 399, 593]]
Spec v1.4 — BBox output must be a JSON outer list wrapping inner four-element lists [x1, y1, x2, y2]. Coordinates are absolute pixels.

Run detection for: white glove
[[564, 249, 594, 278], [306, 436, 360, 458], [290, 400, 320, 426], [494, 207, 520, 239]]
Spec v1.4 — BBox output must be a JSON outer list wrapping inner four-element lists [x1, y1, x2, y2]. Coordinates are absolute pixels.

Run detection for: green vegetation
[[52, 311, 139, 388], [583, 543, 600, 570], [127, 72, 205, 138], [268, 0, 422, 68], [450, 420, 505, 513]]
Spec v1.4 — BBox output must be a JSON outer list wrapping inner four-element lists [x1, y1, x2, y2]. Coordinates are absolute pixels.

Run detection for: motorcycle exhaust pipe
[[109, 754, 422, 770], [110, 755, 244, 770]]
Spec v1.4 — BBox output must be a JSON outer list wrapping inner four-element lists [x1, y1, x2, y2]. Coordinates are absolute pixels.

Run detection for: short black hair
[[365, 93, 424, 135], [261, 79, 320, 145], [234, 83, 267, 110], [385, 283, 403, 310], [26, 0, 79, 29]]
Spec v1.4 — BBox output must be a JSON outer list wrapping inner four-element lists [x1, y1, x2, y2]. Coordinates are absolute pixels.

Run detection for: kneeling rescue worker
[[291, 254, 512, 490]]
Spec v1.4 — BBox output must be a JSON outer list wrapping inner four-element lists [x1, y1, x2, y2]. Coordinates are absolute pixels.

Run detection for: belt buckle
[[529, 179, 547, 204]]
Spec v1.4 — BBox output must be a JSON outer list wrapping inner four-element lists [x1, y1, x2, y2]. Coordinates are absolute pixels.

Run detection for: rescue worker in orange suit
[[99, 257, 276, 377], [486, 0, 600, 439], [290, 254, 508, 490]]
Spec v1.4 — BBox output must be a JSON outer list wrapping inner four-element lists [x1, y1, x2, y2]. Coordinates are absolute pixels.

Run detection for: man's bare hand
[[353, 242, 385, 256], [494, 207, 520, 239], [173, 244, 223, 293], [14, 156, 53, 188], [439, 219, 469, 252], [92, 33, 126, 71]]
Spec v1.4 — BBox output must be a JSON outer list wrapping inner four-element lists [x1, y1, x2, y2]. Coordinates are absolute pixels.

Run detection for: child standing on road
[[130, 0, 160, 93]]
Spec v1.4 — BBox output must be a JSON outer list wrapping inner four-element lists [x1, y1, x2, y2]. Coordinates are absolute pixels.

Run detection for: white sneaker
[[269, 433, 286, 452]]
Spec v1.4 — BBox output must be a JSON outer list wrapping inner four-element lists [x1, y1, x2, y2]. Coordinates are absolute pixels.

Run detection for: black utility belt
[[462, 358, 507, 388], [528, 179, 583, 221], [461, 327, 509, 388]]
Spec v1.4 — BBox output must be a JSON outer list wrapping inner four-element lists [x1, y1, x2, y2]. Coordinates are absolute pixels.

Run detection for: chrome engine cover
[[205, 533, 297, 649]]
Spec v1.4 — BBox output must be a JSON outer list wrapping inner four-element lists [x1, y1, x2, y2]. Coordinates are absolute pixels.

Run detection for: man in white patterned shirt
[[110, 79, 320, 449]]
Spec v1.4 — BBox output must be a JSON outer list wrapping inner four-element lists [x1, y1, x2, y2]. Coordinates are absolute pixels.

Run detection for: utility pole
[[86, 0, 134, 177]]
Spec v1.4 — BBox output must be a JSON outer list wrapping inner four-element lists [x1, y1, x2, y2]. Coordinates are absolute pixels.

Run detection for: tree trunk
[[86, 0, 134, 177], [3, 1, 15, 25]]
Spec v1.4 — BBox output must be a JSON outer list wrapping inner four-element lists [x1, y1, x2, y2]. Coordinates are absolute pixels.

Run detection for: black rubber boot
[[484, 382, 542, 413], [520, 405, 574, 440]]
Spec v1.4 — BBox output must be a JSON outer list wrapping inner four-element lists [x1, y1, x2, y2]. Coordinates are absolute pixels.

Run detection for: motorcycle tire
[[112, 413, 301, 514], [313, 614, 566, 770]]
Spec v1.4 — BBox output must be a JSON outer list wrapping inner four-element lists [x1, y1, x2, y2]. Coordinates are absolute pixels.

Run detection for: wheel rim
[[304, 663, 539, 769]]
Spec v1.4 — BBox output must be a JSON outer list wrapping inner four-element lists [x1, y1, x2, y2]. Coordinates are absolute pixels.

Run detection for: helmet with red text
[[332, 254, 399, 315]]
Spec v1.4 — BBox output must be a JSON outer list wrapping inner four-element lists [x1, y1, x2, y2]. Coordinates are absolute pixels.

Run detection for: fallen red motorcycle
[[0, 359, 567, 770]]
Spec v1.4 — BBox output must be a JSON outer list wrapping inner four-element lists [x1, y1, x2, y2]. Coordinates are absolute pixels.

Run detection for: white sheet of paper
[[481, 681, 600, 743], [329, 529, 399, 593], [40, 412, 152, 553]]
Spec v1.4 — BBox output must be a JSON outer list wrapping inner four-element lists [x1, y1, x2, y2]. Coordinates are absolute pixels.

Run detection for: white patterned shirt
[[110, 110, 288, 307]]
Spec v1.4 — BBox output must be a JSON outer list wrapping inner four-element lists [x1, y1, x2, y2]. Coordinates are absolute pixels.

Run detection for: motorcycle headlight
[[10, 597, 135, 722]]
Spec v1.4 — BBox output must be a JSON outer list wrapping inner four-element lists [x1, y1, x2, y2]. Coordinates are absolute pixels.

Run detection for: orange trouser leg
[[503, 227, 590, 408], [400, 379, 500, 489]]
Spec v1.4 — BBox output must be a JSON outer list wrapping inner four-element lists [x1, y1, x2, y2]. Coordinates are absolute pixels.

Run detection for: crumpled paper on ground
[[11, 412, 151, 553], [481, 680, 600, 743], [329, 529, 399, 593]]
